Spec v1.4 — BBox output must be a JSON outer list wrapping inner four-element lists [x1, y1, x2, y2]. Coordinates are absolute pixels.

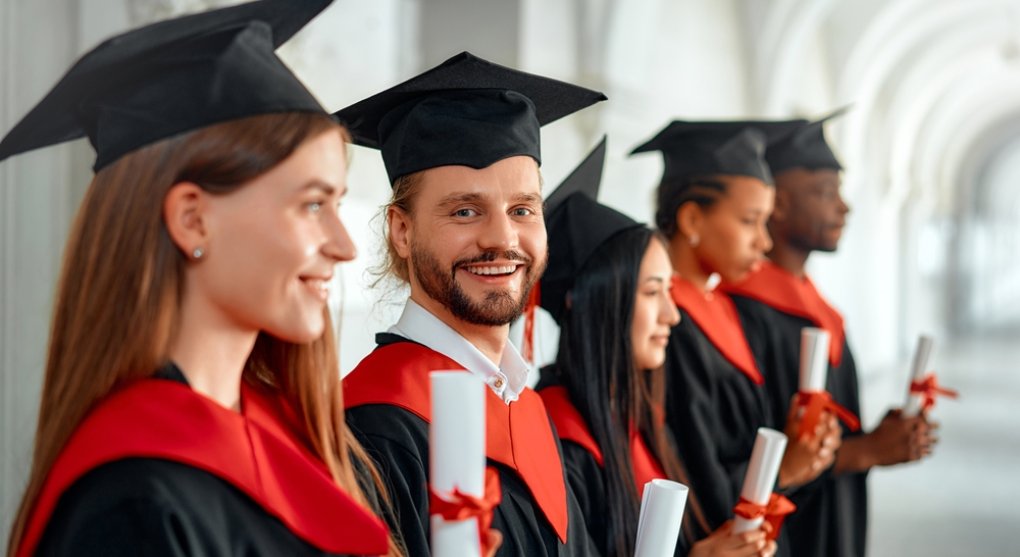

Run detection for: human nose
[[321, 210, 357, 262], [838, 194, 851, 216], [478, 211, 518, 252], [662, 292, 680, 326]]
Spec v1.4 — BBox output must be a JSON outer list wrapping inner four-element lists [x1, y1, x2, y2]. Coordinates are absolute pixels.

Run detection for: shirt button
[[493, 377, 505, 389]]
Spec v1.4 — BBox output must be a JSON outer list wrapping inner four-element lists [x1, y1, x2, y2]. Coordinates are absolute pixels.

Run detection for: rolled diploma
[[903, 335, 934, 417], [733, 428, 788, 534], [634, 479, 689, 557], [430, 371, 487, 557], [799, 327, 831, 393]]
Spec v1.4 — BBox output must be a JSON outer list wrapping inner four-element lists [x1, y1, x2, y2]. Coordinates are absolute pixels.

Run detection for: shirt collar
[[387, 299, 530, 403]]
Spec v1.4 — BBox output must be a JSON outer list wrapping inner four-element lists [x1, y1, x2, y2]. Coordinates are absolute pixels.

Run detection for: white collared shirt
[[388, 299, 530, 404]]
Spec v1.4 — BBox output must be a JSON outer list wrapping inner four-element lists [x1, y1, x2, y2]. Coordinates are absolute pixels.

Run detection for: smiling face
[[771, 168, 850, 253], [691, 175, 775, 282], [631, 239, 681, 371], [390, 155, 547, 327], [190, 129, 355, 343]]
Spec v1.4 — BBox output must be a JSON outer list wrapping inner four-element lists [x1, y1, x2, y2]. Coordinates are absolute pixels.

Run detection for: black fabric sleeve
[[558, 440, 608, 556], [346, 405, 432, 557]]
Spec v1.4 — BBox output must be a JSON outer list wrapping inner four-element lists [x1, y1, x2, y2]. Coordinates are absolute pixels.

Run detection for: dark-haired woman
[[535, 143, 777, 557], [628, 122, 843, 550], [2, 2, 402, 555]]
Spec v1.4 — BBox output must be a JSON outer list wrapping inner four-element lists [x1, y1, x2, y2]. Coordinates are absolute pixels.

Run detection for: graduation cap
[[540, 136, 642, 324], [765, 108, 849, 173], [333, 51, 607, 184], [629, 120, 792, 184], [0, 0, 332, 171]]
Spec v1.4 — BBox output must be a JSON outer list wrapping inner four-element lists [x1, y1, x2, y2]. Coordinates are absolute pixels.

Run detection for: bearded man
[[337, 52, 605, 556]]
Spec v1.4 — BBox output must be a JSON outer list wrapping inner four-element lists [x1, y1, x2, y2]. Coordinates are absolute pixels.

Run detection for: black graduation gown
[[37, 458, 359, 556], [561, 443, 701, 557], [344, 335, 598, 557], [536, 378, 693, 557], [664, 278, 791, 557], [28, 365, 386, 557], [728, 269, 868, 557]]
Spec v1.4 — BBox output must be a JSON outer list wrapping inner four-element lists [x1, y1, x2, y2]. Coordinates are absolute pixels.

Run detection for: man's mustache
[[453, 250, 533, 270]]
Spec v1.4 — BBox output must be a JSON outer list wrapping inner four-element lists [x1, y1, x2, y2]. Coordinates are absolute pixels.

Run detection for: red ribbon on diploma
[[521, 284, 541, 363], [795, 391, 861, 440], [733, 493, 797, 541], [429, 467, 503, 554], [910, 373, 958, 411]]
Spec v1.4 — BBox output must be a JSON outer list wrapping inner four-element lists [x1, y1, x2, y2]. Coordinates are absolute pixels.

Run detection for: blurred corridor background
[[2, 0, 1019, 553]]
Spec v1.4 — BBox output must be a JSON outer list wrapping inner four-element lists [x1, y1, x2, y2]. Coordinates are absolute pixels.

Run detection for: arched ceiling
[[752, 0, 1020, 215]]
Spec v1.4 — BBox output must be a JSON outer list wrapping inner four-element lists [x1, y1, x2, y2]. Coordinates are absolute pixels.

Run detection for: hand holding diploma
[[832, 335, 951, 474], [859, 335, 952, 467], [733, 428, 796, 540], [777, 328, 846, 488], [904, 334, 958, 417], [687, 521, 777, 557], [793, 328, 859, 438]]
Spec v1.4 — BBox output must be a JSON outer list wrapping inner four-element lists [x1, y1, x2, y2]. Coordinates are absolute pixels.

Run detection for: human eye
[[305, 200, 324, 214], [453, 207, 479, 218]]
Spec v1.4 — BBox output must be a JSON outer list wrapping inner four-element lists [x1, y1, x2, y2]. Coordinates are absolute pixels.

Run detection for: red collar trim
[[629, 429, 667, 490], [723, 261, 845, 366], [344, 342, 569, 543], [671, 276, 764, 384], [539, 386, 604, 465], [539, 386, 666, 493], [17, 380, 388, 557]]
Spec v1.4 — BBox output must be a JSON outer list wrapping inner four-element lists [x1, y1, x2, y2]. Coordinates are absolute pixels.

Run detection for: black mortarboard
[[629, 120, 788, 184], [765, 108, 848, 173], [540, 137, 642, 323], [333, 52, 607, 184], [0, 0, 331, 171]]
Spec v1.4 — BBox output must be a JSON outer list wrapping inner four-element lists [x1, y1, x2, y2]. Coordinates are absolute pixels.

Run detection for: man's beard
[[410, 242, 546, 326]]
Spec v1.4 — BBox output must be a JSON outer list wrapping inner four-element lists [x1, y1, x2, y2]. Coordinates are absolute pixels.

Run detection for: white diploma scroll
[[904, 335, 934, 417], [799, 327, 831, 392], [429, 371, 487, 557], [733, 428, 788, 534], [634, 479, 689, 557]]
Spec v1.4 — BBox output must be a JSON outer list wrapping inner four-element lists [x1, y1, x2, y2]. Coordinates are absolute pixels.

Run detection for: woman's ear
[[163, 182, 209, 259], [388, 205, 413, 259], [675, 202, 703, 244]]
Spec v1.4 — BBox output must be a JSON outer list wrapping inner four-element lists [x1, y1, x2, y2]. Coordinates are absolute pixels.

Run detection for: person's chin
[[815, 238, 841, 253], [821, 226, 844, 249], [267, 315, 325, 344], [724, 267, 752, 283]]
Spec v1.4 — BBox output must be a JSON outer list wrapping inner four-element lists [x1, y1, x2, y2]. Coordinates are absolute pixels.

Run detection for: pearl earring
[[192, 247, 204, 259]]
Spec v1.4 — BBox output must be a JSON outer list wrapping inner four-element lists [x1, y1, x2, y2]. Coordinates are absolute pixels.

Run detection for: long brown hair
[[8, 112, 401, 556]]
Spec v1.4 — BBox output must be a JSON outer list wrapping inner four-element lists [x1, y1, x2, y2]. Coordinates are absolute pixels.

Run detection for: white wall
[[1, 0, 92, 545]]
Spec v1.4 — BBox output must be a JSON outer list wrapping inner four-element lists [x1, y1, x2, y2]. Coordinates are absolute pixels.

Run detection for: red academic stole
[[343, 342, 569, 543], [724, 261, 846, 367], [17, 379, 389, 557], [670, 275, 764, 385], [539, 386, 666, 493]]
